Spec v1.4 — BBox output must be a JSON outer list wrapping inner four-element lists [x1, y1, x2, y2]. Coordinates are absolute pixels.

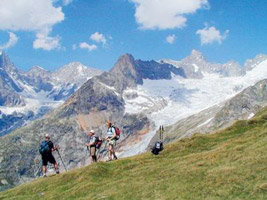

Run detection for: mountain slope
[[1, 106, 267, 199], [150, 78, 267, 145]]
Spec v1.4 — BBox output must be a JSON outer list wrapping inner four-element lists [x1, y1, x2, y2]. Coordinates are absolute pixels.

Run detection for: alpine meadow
[[0, 0, 267, 199]]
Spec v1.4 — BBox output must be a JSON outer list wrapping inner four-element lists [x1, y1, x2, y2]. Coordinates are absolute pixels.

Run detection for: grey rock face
[[0, 51, 25, 106]]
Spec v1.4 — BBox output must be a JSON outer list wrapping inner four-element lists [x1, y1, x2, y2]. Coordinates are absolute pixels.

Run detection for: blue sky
[[0, 0, 267, 71]]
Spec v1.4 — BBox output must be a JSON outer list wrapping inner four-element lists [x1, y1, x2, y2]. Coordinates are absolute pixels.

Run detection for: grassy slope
[[1, 108, 267, 200]]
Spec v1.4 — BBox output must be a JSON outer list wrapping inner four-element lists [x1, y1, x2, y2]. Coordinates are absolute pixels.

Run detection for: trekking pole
[[159, 126, 163, 142], [56, 149, 67, 172], [87, 146, 91, 156], [161, 125, 164, 142]]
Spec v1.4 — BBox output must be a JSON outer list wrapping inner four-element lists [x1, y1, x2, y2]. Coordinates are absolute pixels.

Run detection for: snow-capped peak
[[190, 49, 205, 60], [28, 66, 47, 73], [52, 62, 103, 86]]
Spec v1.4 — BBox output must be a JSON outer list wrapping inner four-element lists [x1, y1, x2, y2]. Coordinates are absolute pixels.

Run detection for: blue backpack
[[39, 141, 50, 154]]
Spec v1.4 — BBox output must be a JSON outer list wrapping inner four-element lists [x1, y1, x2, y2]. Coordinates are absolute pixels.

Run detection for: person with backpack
[[39, 134, 59, 177], [106, 121, 118, 161], [85, 130, 98, 162]]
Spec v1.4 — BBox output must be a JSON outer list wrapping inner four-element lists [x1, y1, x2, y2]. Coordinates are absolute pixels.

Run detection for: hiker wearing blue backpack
[[39, 134, 59, 177], [106, 121, 120, 161]]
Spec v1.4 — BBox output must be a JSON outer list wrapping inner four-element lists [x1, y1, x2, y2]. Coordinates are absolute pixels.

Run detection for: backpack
[[95, 136, 103, 149], [39, 141, 50, 154], [112, 126, 121, 140], [151, 141, 163, 155], [155, 142, 163, 150]]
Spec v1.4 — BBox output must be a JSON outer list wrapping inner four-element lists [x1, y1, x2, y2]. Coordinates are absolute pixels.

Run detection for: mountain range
[[0, 50, 267, 191], [0, 51, 103, 136]]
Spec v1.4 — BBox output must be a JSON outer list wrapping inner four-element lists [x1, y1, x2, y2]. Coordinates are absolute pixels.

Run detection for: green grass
[[1, 107, 267, 200]]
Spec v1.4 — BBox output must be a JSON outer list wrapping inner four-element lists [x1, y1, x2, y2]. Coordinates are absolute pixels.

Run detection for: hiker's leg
[[108, 144, 113, 160], [49, 155, 59, 173], [90, 147, 97, 162], [111, 140, 117, 160], [42, 156, 48, 176], [113, 151, 117, 160], [54, 162, 58, 171], [42, 165, 47, 174], [92, 155, 97, 162]]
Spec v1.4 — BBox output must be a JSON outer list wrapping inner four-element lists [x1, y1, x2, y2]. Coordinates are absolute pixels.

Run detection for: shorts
[[90, 146, 96, 156], [42, 153, 56, 166], [108, 139, 116, 147]]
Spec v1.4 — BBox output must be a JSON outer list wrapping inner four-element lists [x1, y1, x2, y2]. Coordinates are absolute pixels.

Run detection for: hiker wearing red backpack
[[86, 130, 98, 162], [106, 121, 120, 161]]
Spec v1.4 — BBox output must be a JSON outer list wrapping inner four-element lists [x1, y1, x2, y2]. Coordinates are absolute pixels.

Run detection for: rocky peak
[[221, 61, 244, 77], [189, 49, 205, 61], [107, 54, 185, 93], [106, 54, 141, 93], [0, 51, 16, 72], [27, 66, 50, 77], [244, 54, 267, 71], [52, 62, 103, 86], [109, 54, 137, 76], [29, 66, 47, 72]]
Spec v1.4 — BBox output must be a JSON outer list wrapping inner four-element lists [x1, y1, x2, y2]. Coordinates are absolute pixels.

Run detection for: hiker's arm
[[86, 137, 96, 146], [52, 145, 58, 151]]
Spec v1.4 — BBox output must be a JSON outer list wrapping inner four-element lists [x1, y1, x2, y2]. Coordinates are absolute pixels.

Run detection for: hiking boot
[[114, 155, 118, 160], [56, 170, 60, 174], [43, 174, 47, 178]]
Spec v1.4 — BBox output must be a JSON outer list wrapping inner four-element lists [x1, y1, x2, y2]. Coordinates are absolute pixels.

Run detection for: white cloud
[[0, 0, 64, 50], [33, 32, 60, 51], [0, 32, 19, 49], [166, 34, 176, 44], [79, 42, 97, 52], [196, 24, 229, 45], [0, 0, 64, 32], [131, 0, 209, 30], [90, 32, 107, 45]]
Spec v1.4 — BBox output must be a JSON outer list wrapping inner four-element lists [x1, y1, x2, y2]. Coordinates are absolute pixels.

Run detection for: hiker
[[85, 130, 97, 162], [106, 121, 118, 161], [39, 134, 59, 177]]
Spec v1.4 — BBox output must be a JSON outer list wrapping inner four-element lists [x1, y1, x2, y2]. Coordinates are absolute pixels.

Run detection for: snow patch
[[193, 64, 199, 72], [197, 117, 213, 128], [248, 113, 255, 119]]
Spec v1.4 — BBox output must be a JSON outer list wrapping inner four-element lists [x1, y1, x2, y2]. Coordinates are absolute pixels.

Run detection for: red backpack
[[112, 126, 121, 140]]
